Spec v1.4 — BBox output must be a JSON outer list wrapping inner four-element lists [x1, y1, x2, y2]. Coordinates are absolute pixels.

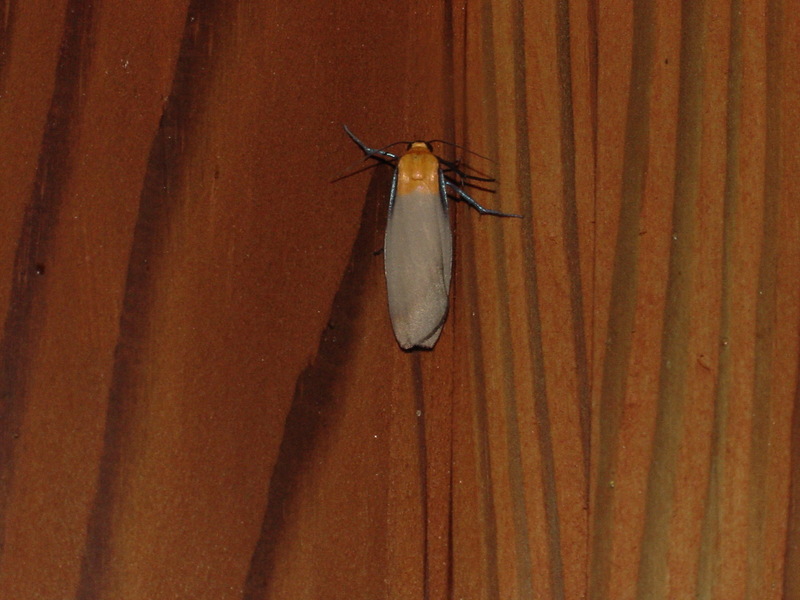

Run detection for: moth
[[344, 126, 520, 350]]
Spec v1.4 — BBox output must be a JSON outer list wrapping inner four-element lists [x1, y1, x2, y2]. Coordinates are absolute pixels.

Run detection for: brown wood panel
[[590, 0, 800, 599], [0, 1, 190, 598], [0, 0, 798, 599], [450, 1, 593, 598]]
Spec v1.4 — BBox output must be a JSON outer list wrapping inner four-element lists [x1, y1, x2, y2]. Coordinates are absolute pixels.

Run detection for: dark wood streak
[[556, 0, 592, 495], [509, 2, 570, 598], [636, 0, 705, 595], [0, 0, 18, 93], [440, 0, 455, 146], [786, 342, 800, 595], [0, 0, 95, 561], [461, 211, 501, 598], [482, 1, 540, 597], [242, 164, 391, 599], [746, 0, 782, 591], [411, 356, 430, 600], [75, 0, 224, 596], [590, 0, 656, 597], [769, 1, 800, 596], [511, 7, 568, 596], [695, 0, 742, 593]]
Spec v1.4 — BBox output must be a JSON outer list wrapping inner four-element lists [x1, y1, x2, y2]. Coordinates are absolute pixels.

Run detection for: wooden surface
[[0, 0, 797, 599]]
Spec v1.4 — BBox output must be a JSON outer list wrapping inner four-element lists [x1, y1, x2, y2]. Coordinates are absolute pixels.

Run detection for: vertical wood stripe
[[76, 0, 224, 596], [0, 0, 95, 561]]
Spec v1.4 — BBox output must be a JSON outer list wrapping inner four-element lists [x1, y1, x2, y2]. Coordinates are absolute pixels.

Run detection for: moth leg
[[343, 125, 399, 161], [445, 181, 522, 218]]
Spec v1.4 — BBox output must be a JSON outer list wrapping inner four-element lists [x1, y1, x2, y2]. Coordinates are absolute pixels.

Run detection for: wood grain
[[0, 0, 797, 599]]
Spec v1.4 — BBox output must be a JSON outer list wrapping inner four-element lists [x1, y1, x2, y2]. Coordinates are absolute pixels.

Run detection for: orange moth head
[[396, 142, 440, 195]]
